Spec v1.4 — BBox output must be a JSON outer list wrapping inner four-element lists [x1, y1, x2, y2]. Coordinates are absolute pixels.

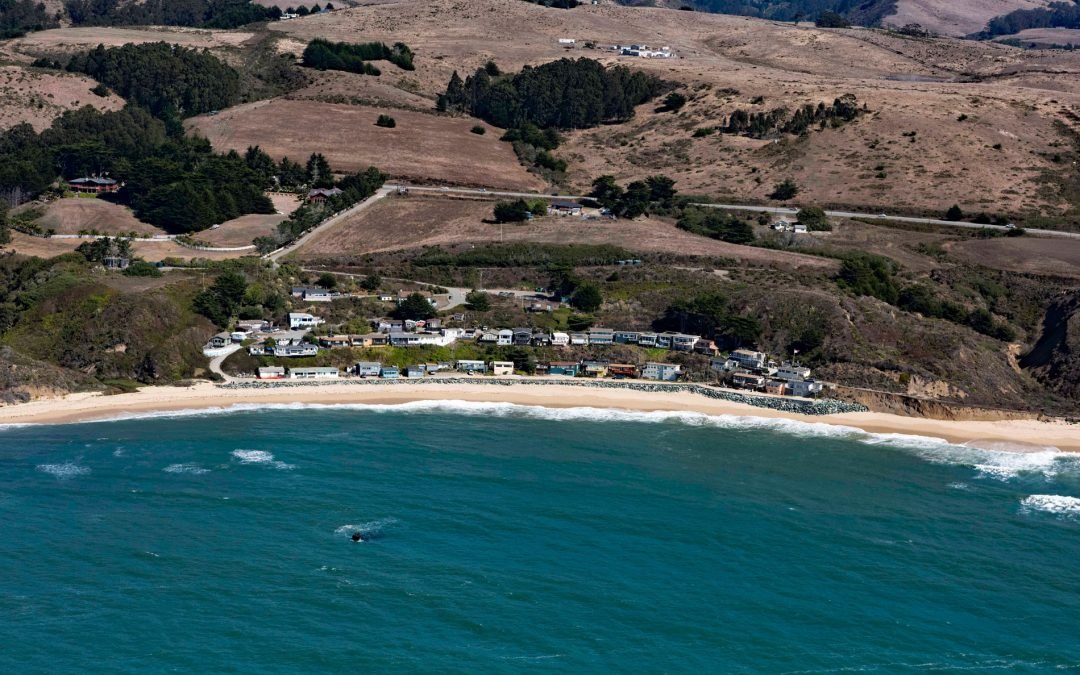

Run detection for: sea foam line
[[7, 400, 1076, 479], [36, 461, 90, 480]]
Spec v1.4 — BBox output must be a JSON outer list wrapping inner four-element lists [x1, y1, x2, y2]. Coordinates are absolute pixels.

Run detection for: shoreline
[[1, 379, 1078, 451]]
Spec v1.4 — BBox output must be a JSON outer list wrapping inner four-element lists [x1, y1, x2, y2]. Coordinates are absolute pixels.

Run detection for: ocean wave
[[12, 400, 1074, 478], [335, 517, 398, 536], [1020, 494, 1080, 519], [163, 463, 210, 475], [36, 462, 90, 480], [231, 449, 293, 470]]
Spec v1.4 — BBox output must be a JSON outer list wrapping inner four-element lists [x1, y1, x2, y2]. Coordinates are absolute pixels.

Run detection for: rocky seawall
[[219, 378, 868, 416]]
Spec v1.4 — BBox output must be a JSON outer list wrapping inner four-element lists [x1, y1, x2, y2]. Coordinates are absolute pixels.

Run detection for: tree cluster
[[394, 292, 436, 321], [989, 3, 1080, 37], [193, 270, 248, 327], [590, 174, 677, 218], [655, 292, 762, 349], [438, 58, 664, 130], [897, 284, 1015, 341], [721, 94, 863, 139], [75, 236, 131, 262], [263, 165, 386, 250], [0, 0, 58, 39], [64, 0, 280, 29], [301, 38, 414, 76], [815, 10, 850, 27], [676, 207, 755, 244], [65, 42, 241, 119]]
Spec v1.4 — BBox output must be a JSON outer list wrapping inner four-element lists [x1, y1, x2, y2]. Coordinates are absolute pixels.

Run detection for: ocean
[[2, 402, 1080, 672]]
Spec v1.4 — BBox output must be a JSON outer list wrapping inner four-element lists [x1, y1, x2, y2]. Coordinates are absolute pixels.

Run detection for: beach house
[[608, 364, 639, 379], [405, 365, 426, 379], [353, 362, 382, 377], [286, 367, 339, 380], [257, 366, 285, 380], [547, 362, 579, 376], [490, 361, 515, 376], [641, 362, 682, 381], [456, 360, 487, 374], [380, 366, 400, 379]]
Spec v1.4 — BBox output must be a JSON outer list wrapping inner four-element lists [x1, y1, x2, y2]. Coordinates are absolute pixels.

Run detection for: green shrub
[[375, 114, 396, 128]]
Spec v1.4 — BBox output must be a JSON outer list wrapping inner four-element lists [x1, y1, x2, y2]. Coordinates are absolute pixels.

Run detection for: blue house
[[380, 366, 400, 379], [547, 361, 579, 376]]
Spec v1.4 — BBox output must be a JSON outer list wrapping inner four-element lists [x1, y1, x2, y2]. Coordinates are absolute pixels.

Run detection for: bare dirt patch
[[946, 236, 1080, 278], [28, 198, 161, 236], [291, 194, 837, 270], [186, 99, 543, 190]]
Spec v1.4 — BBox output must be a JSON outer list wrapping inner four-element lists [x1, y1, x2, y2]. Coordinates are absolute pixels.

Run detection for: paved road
[[690, 203, 1080, 239], [300, 269, 539, 310], [392, 183, 1080, 239], [266, 186, 394, 262], [206, 344, 243, 382], [391, 184, 585, 201]]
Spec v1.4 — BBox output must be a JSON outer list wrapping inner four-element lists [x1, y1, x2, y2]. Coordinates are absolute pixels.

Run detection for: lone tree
[[493, 200, 531, 223], [317, 272, 337, 288], [571, 283, 603, 312], [376, 114, 396, 128], [659, 92, 687, 112], [815, 11, 850, 28], [360, 274, 381, 291], [769, 178, 799, 201], [796, 205, 831, 231], [395, 292, 436, 320], [465, 290, 491, 311], [944, 204, 964, 221]]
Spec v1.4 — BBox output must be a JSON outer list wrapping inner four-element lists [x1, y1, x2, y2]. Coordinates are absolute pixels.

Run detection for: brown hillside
[[267, 0, 1080, 220]]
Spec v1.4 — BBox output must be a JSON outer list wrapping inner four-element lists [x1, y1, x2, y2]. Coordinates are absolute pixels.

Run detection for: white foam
[[335, 517, 398, 536], [231, 449, 293, 470], [163, 463, 210, 475], [36, 462, 90, 480], [1021, 494, 1080, 518], [11, 399, 1073, 479]]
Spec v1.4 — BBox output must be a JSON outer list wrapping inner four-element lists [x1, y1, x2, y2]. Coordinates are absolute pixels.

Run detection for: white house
[[729, 349, 768, 370], [642, 362, 682, 381], [497, 329, 514, 346], [274, 344, 318, 358], [774, 363, 812, 381], [490, 361, 514, 376], [288, 312, 324, 329], [792, 223, 808, 234], [551, 332, 570, 347], [257, 366, 285, 380], [286, 367, 339, 380], [569, 332, 589, 346], [558, 38, 576, 45], [788, 378, 824, 397]]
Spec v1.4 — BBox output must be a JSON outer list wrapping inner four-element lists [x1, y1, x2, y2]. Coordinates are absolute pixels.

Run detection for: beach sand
[[2, 380, 1078, 451]]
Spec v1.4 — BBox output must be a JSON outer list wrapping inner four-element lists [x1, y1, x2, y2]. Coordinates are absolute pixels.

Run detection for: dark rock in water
[[351, 532, 362, 542]]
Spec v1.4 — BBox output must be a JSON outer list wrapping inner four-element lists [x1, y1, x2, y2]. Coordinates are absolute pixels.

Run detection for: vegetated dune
[[291, 194, 837, 269], [186, 99, 544, 190], [881, 0, 1053, 37], [0, 65, 122, 131], [268, 0, 1080, 221], [29, 198, 161, 235]]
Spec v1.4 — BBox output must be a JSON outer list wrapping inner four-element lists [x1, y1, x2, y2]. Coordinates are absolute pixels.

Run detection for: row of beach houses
[[255, 359, 686, 382]]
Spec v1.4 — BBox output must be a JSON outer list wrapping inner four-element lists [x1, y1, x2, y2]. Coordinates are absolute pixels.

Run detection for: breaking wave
[[11, 400, 1076, 479], [163, 463, 210, 475], [36, 462, 90, 480], [231, 449, 293, 470], [1020, 494, 1080, 519], [335, 517, 398, 537]]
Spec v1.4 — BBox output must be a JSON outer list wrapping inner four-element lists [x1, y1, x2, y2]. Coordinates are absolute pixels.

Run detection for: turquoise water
[[2, 402, 1080, 673]]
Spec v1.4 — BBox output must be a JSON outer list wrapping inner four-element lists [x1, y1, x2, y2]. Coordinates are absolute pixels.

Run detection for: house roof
[[70, 176, 117, 185], [551, 201, 583, 209], [308, 187, 343, 198]]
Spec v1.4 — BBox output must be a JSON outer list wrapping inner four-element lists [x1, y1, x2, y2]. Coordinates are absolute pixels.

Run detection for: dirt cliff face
[[1020, 291, 1080, 403], [835, 386, 1044, 421]]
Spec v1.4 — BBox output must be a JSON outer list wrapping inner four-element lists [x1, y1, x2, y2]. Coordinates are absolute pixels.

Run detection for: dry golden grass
[[945, 236, 1080, 278], [885, 0, 1052, 37], [0, 65, 122, 131], [291, 194, 837, 269], [185, 99, 543, 189], [201, 195, 299, 246], [6, 26, 255, 57], [263, 0, 1080, 220], [28, 198, 160, 235]]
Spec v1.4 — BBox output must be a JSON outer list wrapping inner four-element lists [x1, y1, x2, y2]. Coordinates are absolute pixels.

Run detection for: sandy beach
[[2, 380, 1079, 451]]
